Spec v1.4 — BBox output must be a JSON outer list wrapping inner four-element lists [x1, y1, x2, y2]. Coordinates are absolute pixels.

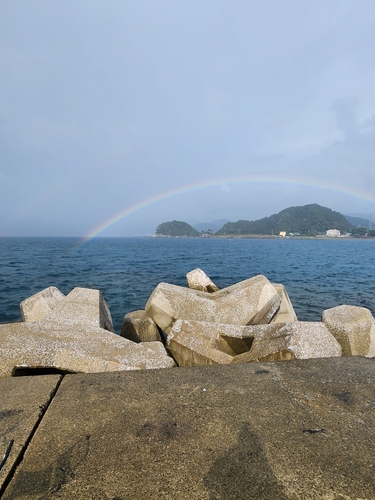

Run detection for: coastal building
[[279, 231, 286, 237], [326, 229, 340, 237]]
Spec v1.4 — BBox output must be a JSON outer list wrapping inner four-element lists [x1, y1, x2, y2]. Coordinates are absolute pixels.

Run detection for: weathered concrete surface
[[121, 310, 162, 343], [167, 320, 235, 366], [20, 286, 65, 322], [186, 268, 219, 293], [146, 275, 280, 333], [271, 284, 298, 323], [233, 321, 341, 363], [0, 321, 175, 377], [0, 375, 61, 496], [167, 319, 341, 367], [3, 358, 375, 499], [322, 304, 375, 357], [45, 287, 115, 333]]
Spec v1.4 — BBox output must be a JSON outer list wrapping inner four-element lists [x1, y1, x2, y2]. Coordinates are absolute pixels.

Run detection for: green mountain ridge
[[216, 204, 353, 236], [155, 204, 359, 236]]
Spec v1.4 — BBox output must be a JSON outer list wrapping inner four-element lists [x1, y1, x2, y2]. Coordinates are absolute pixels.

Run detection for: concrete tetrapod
[[121, 310, 162, 343], [0, 321, 175, 377], [145, 274, 281, 334], [166, 319, 341, 367], [0, 286, 175, 377], [186, 270, 297, 323], [44, 287, 115, 333], [271, 284, 298, 323], [322, 304, 375, 357], [20, 286, 65, 322]]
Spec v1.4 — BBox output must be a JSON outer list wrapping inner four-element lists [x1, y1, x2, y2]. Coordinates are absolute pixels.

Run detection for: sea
[[1, 237, 374, 334]]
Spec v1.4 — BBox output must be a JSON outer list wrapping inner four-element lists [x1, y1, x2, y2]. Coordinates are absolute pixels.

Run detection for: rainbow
[[83, 175, 375, 241]]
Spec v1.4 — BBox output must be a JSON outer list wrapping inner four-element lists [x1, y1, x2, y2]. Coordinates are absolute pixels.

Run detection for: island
[[154, 203, 375, 238]]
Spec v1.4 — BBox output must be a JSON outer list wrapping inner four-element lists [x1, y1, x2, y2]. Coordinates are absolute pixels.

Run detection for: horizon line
[[82, 175, 375, 242]]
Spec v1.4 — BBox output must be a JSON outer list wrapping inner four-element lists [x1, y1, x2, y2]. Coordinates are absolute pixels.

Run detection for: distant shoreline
[[152, 234, 375, 240]]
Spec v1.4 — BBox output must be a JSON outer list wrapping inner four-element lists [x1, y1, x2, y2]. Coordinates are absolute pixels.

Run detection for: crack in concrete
[[0, 375, 65, 498]]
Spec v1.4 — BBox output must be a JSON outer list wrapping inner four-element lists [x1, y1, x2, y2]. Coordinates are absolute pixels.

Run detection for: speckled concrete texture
[[186, 268, 219, 293], [0, 375, 61, 496], [121, 310, 162, 343], [167, 320, 341, 367], [44, 287, 115, 333], [323, 304, 375, 357], [0, 321, 175, 377], [20, 286, 65, 322], [145, 274, 280, 333], [3, 358, 375, 499], [270, 283, 298, 323]]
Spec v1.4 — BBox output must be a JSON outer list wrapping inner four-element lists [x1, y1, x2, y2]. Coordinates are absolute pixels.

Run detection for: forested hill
[[216, 204, 353, 236], [154, 220, 200, 237]]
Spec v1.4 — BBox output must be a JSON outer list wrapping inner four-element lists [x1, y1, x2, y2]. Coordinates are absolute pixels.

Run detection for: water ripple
[[1, 237, 374, 334]]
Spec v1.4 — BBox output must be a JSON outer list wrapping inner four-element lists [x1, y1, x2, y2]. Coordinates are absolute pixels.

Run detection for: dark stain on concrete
[[334, 391, 357, 405], [0, 409, 22, 420], [136, 420, 179, 441], [302, 428, 326, 434], [255, 369, 270, 375]]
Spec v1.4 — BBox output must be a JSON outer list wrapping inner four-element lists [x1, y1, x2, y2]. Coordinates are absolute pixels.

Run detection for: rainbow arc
[[83, 175, 375, 241]]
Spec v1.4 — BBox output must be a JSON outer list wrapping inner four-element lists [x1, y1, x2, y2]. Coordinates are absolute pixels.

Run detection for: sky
[[1, 0, 375, 236]]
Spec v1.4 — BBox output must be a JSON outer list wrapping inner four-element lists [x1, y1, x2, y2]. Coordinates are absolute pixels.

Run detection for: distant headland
[[154, 204, 375, 238]]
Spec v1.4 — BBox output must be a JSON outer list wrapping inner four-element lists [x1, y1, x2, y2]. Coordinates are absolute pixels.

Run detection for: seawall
[[1, 356, 375, 499]]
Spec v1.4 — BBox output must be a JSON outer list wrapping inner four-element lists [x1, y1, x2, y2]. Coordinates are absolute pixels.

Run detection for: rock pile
[[1, 269, 374, 377]]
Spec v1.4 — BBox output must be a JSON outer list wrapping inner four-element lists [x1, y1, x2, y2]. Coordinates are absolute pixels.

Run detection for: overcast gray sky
[[1, 0, 375, 236]]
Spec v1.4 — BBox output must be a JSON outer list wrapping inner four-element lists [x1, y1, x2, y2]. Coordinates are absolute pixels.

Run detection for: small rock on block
[[186, 268, 219, 293]]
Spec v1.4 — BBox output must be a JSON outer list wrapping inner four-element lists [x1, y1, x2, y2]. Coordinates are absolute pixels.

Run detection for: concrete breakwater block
[[270, 283, 298, 323], [0, 286, 175, 377], [146, 274, 281, 333], [323, 304, 375, 357], [0, 375, 61, 496], [120, 310, 162, 343], [0, 322, 175, 377], [3, 358, 375, 499], [167, 320, 341, 367], [20, 286, 65, 322], [44, 287, 115, 333]]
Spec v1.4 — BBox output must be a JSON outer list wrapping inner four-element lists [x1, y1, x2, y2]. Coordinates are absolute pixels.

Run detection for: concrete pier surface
[[0, 375, 62, 497], [1, 357, 375, 499]]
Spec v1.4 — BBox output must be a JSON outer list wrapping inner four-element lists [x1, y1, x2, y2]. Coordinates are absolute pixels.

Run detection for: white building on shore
[[326, 229, 340, 237]]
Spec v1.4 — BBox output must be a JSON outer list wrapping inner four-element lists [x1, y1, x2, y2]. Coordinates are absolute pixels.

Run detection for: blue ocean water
[[0, 237, 374, 334]]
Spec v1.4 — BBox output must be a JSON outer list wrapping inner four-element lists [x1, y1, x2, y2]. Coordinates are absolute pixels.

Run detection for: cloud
[[1, 1, 375, 235], [331, 98, 360, 140]]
